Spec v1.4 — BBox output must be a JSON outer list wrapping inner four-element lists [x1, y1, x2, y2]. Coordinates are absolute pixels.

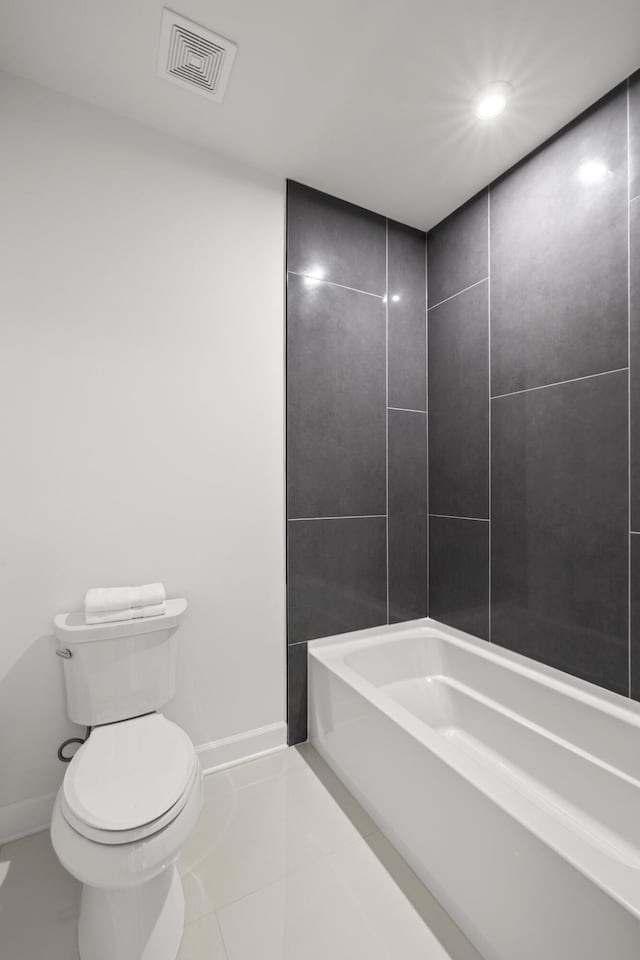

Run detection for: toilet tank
[[53, 599, 187, 726]]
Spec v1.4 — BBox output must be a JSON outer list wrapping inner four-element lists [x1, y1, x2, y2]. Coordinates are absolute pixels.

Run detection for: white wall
[[0, 72, 286, 842]]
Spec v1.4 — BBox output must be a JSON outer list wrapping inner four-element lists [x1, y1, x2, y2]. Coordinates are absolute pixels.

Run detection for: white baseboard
[[0, 720, 288, 846], [0, 791, 57, 846], [196, 721, 287, 774]]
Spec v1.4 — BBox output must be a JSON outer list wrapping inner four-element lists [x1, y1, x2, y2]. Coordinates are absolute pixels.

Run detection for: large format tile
[[630, 70, 640, 201], [630, 200, 640, 527], [427, 191, 488, 308], [633, 192, 640, 699], [388, 409, 427, 623], [428, 281, 489, 519], [364, 832, 483, 960], [490, 86, 628, 395], [388, 221, 427, 410], [631, 535, 640, 701], [179, 761, 373, 919], [491, 371, 628, 693], [630, 533, 640, 700], [428, 516, 489, 641], [287, 181, 386, 295], [0, 830, 80, 960], [287, 641, 308, 744], [294, 743, 377, 838], [287, 273, 386, 518], [217, 832, 472, 960], [287, 517, 387, 644]]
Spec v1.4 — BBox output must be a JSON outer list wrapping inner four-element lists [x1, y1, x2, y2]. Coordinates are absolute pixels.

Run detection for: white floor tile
[[217, 854, 384, 960], [0, 830, 80, 960], [199, 746, 309, 802], [179, 760, 370, 920], [363, 832, 483, 960], [178, 913, 228, 960], [217, 832, 474, 960], [227, 746, 310, 790]]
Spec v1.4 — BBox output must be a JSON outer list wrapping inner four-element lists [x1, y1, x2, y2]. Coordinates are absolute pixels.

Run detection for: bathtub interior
[[333, 629, 640, 868]]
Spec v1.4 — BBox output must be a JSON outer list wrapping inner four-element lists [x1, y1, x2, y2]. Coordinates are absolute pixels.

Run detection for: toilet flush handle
[[55, 647, 73, 658]]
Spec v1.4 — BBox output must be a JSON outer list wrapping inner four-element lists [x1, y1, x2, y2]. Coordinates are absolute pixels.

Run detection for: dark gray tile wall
[[287, 517, 387, 645], [426, 190, 488, 308], [388, 222, 427, 411], [287, 181, 386, 295], [428, 279, 489, 519], [631, 535, 640, 700], [630, 200, 640, 526], [287, 275, 386, 518], [287, 641, 308, 745], [428, 75, 638, 703], [429, 517, 489, 641], [388, 410, 427, 623], [490, 87, 628, 396], [286, 182, 427, 744], [630, 71, 640, 202], [492, 373, 628, 694], [630, 137, 640, 698]]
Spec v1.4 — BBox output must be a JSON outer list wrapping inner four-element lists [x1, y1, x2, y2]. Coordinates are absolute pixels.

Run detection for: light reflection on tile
[[217, 830, 482, 960], [179, 749, 376, 921]]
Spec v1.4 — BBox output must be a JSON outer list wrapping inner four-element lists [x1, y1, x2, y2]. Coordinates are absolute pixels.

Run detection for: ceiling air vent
[[158, 9, 237, 101]]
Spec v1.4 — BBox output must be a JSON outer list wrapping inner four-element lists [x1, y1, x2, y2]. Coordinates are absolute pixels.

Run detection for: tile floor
[[0, 744, 483, 960]]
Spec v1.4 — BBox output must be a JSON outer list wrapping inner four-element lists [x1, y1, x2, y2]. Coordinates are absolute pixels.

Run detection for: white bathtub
[[308, 620, 640, 960]]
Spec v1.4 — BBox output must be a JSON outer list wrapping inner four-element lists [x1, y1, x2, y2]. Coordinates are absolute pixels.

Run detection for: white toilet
[[50, 598, 203, 960]]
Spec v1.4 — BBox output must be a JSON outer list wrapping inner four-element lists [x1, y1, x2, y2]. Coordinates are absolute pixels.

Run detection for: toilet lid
[[63, 713, 197, 831]]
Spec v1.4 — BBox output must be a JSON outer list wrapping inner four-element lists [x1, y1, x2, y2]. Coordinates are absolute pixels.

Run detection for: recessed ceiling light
[[473, 82, 512, 120], [391, 294, 400, 302], [577, 159, 609, 184]]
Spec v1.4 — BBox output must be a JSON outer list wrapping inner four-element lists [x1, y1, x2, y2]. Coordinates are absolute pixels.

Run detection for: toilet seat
[[62, 713, 198, 845], [60, 760, 200, 844]]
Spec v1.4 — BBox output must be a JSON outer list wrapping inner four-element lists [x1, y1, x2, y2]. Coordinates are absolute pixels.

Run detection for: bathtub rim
[[308, 617, 640, 920]]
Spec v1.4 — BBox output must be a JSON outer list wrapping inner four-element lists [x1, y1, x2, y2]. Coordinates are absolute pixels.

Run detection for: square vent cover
[[158, 9, 237, 102]]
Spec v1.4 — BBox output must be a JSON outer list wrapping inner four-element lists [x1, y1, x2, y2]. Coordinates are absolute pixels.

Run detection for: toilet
[[50, 598, 203, 960]]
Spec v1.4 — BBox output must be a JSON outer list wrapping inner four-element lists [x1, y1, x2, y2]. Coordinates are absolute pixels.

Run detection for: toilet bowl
[[50, 599, 202, 960], [51, 713, 203, 960]]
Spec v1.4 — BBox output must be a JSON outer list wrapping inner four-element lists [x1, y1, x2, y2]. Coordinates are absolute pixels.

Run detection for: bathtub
[[308, 620, 640, 960]]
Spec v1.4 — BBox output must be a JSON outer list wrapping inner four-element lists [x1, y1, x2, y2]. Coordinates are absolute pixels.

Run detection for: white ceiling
[[1, 0, 639, 230]]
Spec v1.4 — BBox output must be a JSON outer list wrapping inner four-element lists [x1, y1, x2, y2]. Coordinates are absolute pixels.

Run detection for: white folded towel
[[85, 603, 166, 625], [85, 582, 166, 616]]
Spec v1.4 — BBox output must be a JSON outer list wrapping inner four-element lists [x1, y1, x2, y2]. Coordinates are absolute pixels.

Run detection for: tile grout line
[[288, 515, 387, 521], [387, 406, 427, 414], [210, 801, 380, 921], [430, 514, 490, 522], [628, 78, 632, 698], [287, 270, 384, 300], [212, 910, 231, 960], [488, 187, 492, 644], [427, 276, 489, 312], [385, 220, 390, 624], [491, 366, 629, 401]]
